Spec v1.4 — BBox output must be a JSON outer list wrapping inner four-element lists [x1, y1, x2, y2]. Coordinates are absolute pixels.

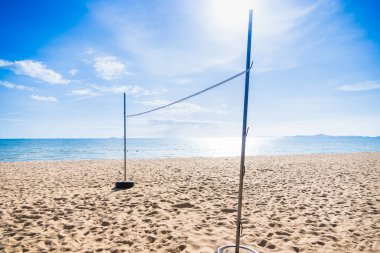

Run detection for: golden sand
[[1, 153, 379, 252]]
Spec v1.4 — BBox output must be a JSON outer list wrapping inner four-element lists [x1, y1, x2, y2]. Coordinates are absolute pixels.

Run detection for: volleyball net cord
[[127, 61, 253, 118]]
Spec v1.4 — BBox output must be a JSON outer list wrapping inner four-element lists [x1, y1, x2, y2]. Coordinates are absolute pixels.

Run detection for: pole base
[[215, 245, 259, 253], [115, 181, 134, 189]]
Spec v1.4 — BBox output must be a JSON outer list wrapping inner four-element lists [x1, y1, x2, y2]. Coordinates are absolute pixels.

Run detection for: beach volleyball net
[[126, 63, 252, 119]]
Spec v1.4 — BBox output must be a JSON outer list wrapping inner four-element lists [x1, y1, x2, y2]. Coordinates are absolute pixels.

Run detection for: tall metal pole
[[235, 9, 253, 253], [123, 93, 127, 182]]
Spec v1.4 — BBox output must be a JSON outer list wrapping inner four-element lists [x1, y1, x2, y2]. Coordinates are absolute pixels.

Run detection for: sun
[[209, 0, 254, 33]]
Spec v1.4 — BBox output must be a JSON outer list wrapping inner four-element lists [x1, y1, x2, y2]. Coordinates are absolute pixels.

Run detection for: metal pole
[[124, 93, 127, 181], [235, 9, 253, 253]]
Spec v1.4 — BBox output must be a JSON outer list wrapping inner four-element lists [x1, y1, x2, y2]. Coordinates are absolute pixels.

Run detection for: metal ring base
[[215, 245, 259, 253]]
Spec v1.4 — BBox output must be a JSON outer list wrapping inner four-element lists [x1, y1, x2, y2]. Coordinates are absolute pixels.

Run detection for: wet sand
[[1, 153, 379, 252]]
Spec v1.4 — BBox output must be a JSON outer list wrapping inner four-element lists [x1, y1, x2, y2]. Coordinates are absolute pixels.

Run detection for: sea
[[0, 136, 380, 162]]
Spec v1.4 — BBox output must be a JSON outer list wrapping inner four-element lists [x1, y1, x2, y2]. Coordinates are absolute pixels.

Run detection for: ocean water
[[0, 136, 379, 162]]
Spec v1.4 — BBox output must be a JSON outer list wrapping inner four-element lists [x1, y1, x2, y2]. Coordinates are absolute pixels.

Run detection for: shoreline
[[1, 153, 379, 252], [1, 151, 380, 163]]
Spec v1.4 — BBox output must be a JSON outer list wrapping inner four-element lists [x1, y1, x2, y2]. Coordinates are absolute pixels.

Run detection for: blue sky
[[0, 0, 379, 138]]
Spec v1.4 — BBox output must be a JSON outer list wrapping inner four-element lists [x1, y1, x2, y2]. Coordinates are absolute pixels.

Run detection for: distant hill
[[291, 134, 379, 138]]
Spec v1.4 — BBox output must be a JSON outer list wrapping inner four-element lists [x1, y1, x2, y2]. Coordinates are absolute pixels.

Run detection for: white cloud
[[91, 0, 323, 76], [93, 85, 145, 95], [141, 99, 203, 115], [93, 56, 128, 80], [167, 103, 203, 114], [0, 59, 69, 84], [0, 81, 34, 91], [31, 95, 58, 102], [85, 47, 96, 54], [70, 89, 96, 96], [70, 69, 78, 76], [69, 85, 158, 97], [141, 99, 169, 106], [0, 59, 12, 67], [338, 81, 380, 91], [91, 4, 239, 77], [13, 60, 69, 84]]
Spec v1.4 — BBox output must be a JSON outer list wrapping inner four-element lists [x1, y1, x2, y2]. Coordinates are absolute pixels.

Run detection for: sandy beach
[[1, 153, 379, 253]]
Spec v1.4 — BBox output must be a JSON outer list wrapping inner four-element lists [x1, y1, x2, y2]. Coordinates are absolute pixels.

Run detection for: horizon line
[[1, 134, 379, 139]]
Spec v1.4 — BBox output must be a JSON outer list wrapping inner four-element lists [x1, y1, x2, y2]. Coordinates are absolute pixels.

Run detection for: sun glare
[[209, 0, 254, 33]]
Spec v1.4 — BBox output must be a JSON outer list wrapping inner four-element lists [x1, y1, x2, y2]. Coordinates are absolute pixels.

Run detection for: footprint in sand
[[63, 224, 75, 230], [258, 239, 268, 247], [147, 235, 157, 243], [172, 202, 195, 208], [101, 221, 111, 226], [292, 246, 300, 252], [275, 231, 291, 236]]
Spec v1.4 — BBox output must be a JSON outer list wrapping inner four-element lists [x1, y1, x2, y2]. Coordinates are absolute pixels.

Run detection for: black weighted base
[[215, 245, 259, 253], [115, 181, 134, 189]]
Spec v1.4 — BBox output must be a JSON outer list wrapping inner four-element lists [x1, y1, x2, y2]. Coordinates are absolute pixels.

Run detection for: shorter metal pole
[[114, 93, 134, 189]]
